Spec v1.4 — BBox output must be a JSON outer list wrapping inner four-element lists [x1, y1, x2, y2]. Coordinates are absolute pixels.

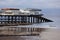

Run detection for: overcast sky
[[0, 0, 60, 9]]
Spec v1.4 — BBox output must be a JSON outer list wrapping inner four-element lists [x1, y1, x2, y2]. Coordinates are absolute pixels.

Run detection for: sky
[[0, 0, 60, 9]]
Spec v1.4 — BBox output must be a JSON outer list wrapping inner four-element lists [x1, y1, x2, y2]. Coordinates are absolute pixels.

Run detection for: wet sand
[[0, 28, 60, 40], [40, 28, 60, 40], [0, 36, 39, 40]]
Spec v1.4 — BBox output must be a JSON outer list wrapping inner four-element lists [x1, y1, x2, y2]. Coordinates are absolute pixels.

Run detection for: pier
[[0, 15, 53, 26], [0, 8, 53, 36]]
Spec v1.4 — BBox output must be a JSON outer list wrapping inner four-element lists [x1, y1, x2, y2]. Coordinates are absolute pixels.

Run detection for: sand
[[0, 28, 60, 40], [40, 28, 60, 40]]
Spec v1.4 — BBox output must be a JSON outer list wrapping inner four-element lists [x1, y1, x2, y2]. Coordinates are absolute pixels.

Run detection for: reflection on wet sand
[[0, 28, 60, 40], [0, 28, 45, 40], [0, 36, 40, 40], [0, 36, 25, 40]]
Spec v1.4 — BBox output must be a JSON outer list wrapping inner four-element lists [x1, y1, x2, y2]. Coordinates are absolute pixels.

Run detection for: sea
[[42, 8, 60, 28]]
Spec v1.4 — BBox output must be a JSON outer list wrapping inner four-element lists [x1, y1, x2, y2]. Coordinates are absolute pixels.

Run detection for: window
[[5, 12, 12, 14]]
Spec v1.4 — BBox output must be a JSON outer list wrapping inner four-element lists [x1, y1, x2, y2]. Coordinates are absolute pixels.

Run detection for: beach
[[0, 28, 60, 40]]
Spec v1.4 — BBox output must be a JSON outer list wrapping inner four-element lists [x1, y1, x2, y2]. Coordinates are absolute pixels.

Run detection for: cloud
[[0, 0, 60, 9]]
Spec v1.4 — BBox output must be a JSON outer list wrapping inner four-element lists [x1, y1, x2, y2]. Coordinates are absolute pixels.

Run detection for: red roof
[[1, 8, 19, 10]]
